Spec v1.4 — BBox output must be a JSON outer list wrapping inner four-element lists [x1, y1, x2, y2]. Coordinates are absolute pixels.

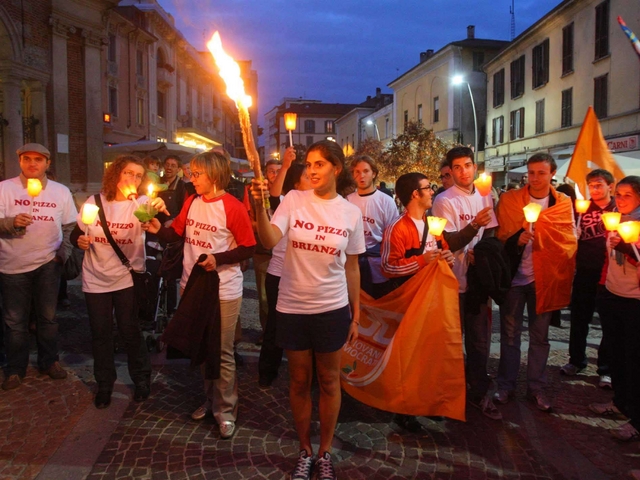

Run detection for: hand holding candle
[[473, 173, 492, 197], [523, 202, 543, 233]]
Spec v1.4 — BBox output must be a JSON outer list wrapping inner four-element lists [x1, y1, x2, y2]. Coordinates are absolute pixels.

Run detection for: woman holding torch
[[590, 176, 640, 442], [251, 140, 365, 480], [71, 155, 168, 409], [143, 150, 255, 440]]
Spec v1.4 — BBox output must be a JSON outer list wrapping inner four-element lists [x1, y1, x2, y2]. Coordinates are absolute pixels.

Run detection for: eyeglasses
[[439, 173, 451, 180], [415, 187, 432, 192], [122, 170, 144, 181], [189, 171, 206, 179]]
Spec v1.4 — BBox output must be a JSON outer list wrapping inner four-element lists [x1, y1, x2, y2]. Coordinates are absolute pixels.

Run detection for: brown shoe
[[2, 374, 22, 391], [41, 361, 68, 380]]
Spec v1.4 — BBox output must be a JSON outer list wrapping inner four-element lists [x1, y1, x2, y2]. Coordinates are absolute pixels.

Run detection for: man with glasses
[[431, 146, 500, 420], [561, 169, 615, 388], [434, 160, 454, 198], [0, 143, 77, 390]]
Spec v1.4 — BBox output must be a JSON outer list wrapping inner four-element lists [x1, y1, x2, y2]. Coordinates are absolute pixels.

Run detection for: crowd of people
[[1, 141, 639, 480]]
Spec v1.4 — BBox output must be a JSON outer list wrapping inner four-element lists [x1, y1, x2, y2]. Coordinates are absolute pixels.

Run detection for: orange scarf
[[496, 186, 577, 314]]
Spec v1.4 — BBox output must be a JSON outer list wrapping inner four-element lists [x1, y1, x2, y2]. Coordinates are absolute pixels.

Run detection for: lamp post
[[366, 120, 381, 141], [452, 75, 477, 155]]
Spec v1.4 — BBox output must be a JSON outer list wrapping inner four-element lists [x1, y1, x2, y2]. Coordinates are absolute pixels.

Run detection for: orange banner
[[566, 106, 625, 196], [340, 259, 466, 421]]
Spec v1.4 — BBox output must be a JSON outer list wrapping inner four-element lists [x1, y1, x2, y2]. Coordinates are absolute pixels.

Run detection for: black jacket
[[465, 237, 512, 314]]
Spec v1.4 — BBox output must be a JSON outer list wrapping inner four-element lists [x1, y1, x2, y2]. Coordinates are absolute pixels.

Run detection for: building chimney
[[420, 49, 435, 63], [467, 25, 475, 39], [376, 87, 381, 97]]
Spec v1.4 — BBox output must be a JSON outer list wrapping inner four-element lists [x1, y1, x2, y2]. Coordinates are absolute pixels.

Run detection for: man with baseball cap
[[0, 143, 77, 390]]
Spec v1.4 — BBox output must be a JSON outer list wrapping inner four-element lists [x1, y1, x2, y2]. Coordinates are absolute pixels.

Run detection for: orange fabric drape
[[340, 259, 466, 421], [496, 186, 577, 313]]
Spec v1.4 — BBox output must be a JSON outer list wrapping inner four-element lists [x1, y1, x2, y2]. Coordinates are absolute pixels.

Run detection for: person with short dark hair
[[561, 169, 615, 385], [378, 180, 393, 197], [494, 153, 577, 412], [0, 143, 77, 391]]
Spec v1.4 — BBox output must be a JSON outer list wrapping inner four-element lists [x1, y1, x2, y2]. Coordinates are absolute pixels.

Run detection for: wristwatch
[[470, 221, 480, 230]]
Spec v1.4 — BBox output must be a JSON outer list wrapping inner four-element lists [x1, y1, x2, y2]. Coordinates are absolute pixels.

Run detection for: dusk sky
[[161, 0, 561, 127]]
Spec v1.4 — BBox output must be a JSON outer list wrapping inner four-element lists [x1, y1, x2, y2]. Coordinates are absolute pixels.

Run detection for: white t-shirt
[[347, 189, 399, 284], [271, 189, 366, 314], [170, 193, 256, 301], [79, 194, 147, 293], [431, 185, 498, 293], [512, 195, 549, 287], [0, 177, 77, 274]]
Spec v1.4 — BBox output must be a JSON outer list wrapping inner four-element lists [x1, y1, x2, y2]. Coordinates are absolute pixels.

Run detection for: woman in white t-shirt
[[252, 140, 365, 479], [144, 150, 256, 440], [73, 155, 168, 410]]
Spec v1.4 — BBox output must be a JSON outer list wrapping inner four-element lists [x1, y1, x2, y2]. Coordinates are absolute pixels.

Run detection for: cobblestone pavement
[[1, 269, 639, 479]]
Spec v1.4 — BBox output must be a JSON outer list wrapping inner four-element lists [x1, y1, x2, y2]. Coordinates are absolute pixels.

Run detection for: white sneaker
[[219, 421, 235, 439], [598, 375, 612, 389]]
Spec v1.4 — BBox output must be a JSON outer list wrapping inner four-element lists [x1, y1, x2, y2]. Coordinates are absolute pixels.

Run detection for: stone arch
[[0, 4, 22, 63]]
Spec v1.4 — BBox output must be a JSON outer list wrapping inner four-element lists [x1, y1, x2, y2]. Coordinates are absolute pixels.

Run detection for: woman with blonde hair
[[144, 149, 255, 439]]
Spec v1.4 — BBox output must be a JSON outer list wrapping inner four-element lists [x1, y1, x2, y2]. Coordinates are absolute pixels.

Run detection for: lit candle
[[118, 181, 140, 208], [27, 178, 42, 216], [284, 112, 297, 147], [575, 199, 591, 214], [523, 202, 543, 233], [208, 31, 269, 209], [617, 221, 640, 261], [427, 216, 448, 237], [81, 204, 100, 235], [601, 212, 621, 232], [473, 173, 492, 197]]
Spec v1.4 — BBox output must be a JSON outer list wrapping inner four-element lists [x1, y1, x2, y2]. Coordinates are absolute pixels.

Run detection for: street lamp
[[366, 119, 381, 141], [452, 75, 477, 155]]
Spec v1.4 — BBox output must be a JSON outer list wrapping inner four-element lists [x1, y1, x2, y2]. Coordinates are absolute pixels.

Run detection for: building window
[[561, 88, 573, 128], [595, 0, 610, 60], [304, 120, 315, 133], [535, 99, 545, 134], [352, 134, 355, 148], [136, 50, 144, 76], [385, 117, 389, 138], [108, 86, 118, 117], [509, 107, 525, 140], [493, 69, 505, 107], [510, 55, 525, 99], [472, 52, 485, 72], [417, 104, 423, 124], [492, 116, 504, 145], [433, 98, 439, 123], [306, 136, 314, 147], [594, 74, 608, 118], [108, 34, 116, 62], [532, 39, 549, 89], [157, 90, 165, 118], [403, 110, 408, 125], [562, 23, 574, 75], [324, 120, 334, 133], [137, 97, 144, 125]]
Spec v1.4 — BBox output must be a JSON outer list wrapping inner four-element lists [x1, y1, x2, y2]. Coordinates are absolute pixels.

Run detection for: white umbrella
[[103, 140, 201, 162], [508, 154, 640, 179]]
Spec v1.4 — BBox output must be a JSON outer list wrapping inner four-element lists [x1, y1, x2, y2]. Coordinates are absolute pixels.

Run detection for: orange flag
[[340, 259, 466, 421], [565, 106, 625, 196]]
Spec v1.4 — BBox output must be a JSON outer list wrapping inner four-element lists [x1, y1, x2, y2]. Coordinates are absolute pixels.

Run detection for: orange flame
[[207, 32, 252, 109]]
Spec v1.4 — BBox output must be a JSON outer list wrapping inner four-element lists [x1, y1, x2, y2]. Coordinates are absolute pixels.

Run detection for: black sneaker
[[291, 449, 315, 480], [315, 451, 337, 480], [394, 413, 423, 433], [134, 383, 150, 402]]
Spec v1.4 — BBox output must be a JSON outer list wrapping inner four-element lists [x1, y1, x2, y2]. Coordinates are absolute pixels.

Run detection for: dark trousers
[[569, 268, 610, 374], [258, 273, 283, 381], [459, 292, 491, 399], [0, 260, 62, 377], [85, 287, 151, 392], [598, 288, 640, 429]]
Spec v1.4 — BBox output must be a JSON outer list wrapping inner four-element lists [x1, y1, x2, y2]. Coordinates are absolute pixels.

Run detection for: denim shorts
[[276, 305, 351, 353]]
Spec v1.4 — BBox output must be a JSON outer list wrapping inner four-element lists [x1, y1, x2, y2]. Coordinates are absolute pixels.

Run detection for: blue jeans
[[0, 260, 62, 377], [497, 282, 551, 393]]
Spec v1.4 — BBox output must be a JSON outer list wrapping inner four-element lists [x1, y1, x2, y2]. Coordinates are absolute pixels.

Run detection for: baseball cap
[[17, 143, 50, 159]]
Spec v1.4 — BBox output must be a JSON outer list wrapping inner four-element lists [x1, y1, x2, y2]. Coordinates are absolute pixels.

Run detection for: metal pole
[[466, 82, 478, 155]]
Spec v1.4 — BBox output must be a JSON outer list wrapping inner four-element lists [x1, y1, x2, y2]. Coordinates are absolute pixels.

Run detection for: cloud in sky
[[161, 0, 560, 123]]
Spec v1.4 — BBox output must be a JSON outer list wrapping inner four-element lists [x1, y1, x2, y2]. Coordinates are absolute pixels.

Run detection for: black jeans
[[569, 268, 610, 374], [85, 287, 151, 392], [459, 293, 491, 399], [258, 273, 283, 381], [597, 288, 640, 429]]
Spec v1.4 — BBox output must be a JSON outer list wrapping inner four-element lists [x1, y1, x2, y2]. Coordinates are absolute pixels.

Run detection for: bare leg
[[315, 349, 343, 455], [286, 349, 314, 454]]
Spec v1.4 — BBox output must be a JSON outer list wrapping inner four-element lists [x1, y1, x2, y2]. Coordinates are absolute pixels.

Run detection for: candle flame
[[147, 183, 154, 196], [601, 212, 621, 231], [27, 178, 42, 197], [575, 199, 591, 214], [207, 32, 252, 109], [617, 221, 640, 244], [523, 202, 543, 223], [284, 112, 297, 131], [473, 172, 492, 197], [427, 216, 448, 237]]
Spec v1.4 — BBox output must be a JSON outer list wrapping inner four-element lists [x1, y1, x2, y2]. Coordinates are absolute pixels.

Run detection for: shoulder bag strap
[[420, 215, 429, 253], [94, 194, 133, 271]]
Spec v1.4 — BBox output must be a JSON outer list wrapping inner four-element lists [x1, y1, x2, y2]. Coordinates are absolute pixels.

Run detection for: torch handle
[[529, 222, 533, 233], [238, 105, 270, 209], [632, 244, 640, 262], [289, 130, 293, 147]]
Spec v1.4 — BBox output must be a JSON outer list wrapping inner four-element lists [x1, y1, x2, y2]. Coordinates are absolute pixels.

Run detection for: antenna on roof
[[510, 0, 516, 40]]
